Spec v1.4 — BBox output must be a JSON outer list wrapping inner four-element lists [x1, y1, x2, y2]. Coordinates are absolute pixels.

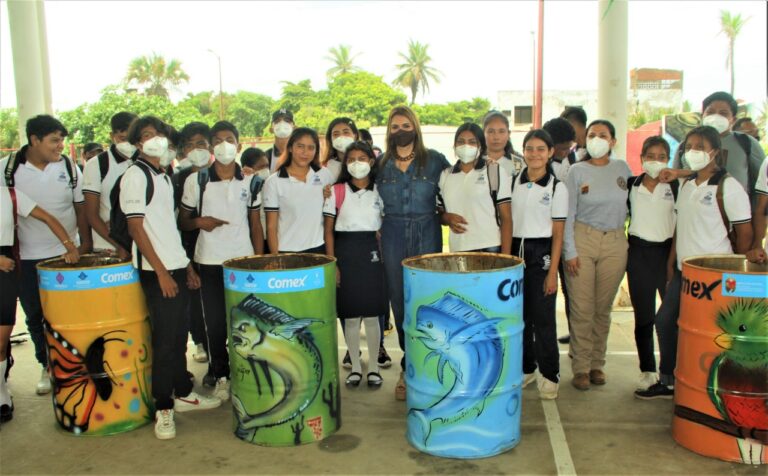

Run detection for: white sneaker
[[538, 378, 559, 400], [192, 344, 208, 363], [522, 372, 536, 388], [36, 368, 52, 395], [636, 371, 658, 391], [174, 390, 221, 412], [213, 377, 230, 402], [154, 409, 176, 440]]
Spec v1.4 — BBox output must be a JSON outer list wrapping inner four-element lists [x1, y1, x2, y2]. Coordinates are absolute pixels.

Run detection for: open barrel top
[[37, 254, 129, 270], [683, 255, 768, 274], [223, 253, 335, 271], [403, 252, 523, 273]]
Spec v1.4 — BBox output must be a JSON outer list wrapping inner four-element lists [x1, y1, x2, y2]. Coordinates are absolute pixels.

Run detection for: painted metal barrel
[[37, 255, 153, 436], [673, 255, 768, 464], [222, 253, 340, 446], [403, 252, 525, 459]]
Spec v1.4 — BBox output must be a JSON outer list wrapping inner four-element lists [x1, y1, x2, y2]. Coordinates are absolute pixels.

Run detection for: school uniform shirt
[[755, 158, 768, 253], [511, 168, 568, 239], [181, 165, 261, 265], [322, 182, 383, 232], [266, 147, 282, 173], [438, 158, 512, 251], [550, 158, 571, 182], [262, 164, 334, 251], [82, 145, 133, 250], [0, 151, 83, 260], [0, 187, 36, 246], [563, 159, 631, 260], [325, 159, 342, 183], [119, 159, 188, 271], [675, 173, 751, 270], [627, 174, 676, 243], [486, 154, 523, 178]]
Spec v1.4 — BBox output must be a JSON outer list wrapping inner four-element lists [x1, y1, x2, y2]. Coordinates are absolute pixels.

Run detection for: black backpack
[[108, 162, 155, 252]]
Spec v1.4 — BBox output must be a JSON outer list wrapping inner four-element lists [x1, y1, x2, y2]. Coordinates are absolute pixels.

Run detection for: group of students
[[0, 90, 765, 441]]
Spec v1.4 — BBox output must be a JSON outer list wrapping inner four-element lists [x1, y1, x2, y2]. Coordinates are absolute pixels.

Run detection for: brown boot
[[572, 373, 590, 390], [589, 369, 606, 385], [395, 372, 406, 401]]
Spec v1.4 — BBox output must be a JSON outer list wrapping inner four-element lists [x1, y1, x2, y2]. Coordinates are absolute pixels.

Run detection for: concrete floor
[[0, 298, 764, 476]]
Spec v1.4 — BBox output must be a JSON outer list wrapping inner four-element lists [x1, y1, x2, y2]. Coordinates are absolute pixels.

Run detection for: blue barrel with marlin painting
[[403, 252, 525, 459]]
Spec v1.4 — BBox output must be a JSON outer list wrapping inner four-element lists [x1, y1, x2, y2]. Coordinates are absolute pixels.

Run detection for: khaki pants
[[565, 222, 628, 375]]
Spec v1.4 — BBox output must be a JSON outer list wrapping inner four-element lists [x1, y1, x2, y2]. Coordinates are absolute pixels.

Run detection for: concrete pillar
[[597, 0, 628, 160], [7, 0, 53, 146]]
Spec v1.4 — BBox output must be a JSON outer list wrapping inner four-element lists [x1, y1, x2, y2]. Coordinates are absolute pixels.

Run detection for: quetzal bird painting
[[708, 299, 768, 464]]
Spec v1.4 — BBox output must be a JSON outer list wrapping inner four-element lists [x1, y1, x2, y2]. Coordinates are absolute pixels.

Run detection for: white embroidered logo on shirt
[[240, 188, 248, 201], [663, 189, 674, 200], [700, 191, 714, 206], [539, 192, 551, 206], [370, 251, 380, 263], [312, 175, 322, 185], [57, 172, 68, 182]]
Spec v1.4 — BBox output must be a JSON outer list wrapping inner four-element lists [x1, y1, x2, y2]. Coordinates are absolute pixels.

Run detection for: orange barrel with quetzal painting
[[673, 255, 768, 464], [37, 255, 153, 435]]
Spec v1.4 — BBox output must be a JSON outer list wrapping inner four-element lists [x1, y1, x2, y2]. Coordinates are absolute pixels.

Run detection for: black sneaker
[[634, 382, 674, 400], [202, 371, 216, 388], [378, 346, 392, 368], [557, 334, 570, 344], [342, 351, 352, 369]]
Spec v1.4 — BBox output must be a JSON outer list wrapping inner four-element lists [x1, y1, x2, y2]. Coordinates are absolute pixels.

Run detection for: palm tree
[[719, 10, 749, 96], [324, 45, 361, 80], [394, 40, 442, 105], [124, 53, 190, 97]]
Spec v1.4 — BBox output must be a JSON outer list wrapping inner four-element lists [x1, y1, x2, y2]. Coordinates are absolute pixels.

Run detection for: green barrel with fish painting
[[222, 254, 340, 446], [403, 252, 525, 459]]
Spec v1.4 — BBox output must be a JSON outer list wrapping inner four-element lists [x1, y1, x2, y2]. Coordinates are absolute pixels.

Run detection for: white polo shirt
[[325, 159, 342, 183], [511, 168, 568, 239], [119, 159, 188, 271], [438, 159, 512, 251], [0, 186, 36, 246], [754, 157, 768, 253], [486, 155, 523, 178], [627, 174, 676, 243], [675, 171, 751, 269], [0, 151, 83, 260], [322, 182, 383, 232], [82, 145, 133, 250], [550, 158, 571, 182], [262, 165, 334, 252], [181, 165, 261, 265]]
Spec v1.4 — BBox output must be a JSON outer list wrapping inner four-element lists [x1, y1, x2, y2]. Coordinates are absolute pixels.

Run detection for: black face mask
[[392, 130, 416, 148]]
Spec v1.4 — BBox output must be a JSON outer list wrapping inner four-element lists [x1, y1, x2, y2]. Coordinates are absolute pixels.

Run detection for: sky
[[0, 1, 766, 113]]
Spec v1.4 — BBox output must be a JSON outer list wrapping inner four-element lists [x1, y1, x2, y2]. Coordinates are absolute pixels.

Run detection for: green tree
[[324, 44, 361, 80], [124, 53, 190, 98], [413, 98, 491, 126], [0, 108, 19, 149], [327, 72, 406, 126], [719, 10, 749, 96], [278, 80, 317, 114], [394, 40, 442, 105], [227, 91, 275, 137]]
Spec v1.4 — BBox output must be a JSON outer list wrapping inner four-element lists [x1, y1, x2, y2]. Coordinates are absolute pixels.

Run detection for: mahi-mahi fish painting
[[229, 295, 324, 442], [407, 293, 510, 454]]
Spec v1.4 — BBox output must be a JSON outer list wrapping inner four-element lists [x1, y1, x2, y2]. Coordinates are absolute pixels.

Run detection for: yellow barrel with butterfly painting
[[37, 255, 153, 435]]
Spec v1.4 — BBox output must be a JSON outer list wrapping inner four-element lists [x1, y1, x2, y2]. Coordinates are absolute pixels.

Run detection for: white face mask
[[115, 141, 137, 159], [332, 136, 355, 153], [455, 145, 479, 164], [641, 160, 666, 179], [142, 136, 169, 159], [213, 141, 237, 165], [347, 161, 371, 179], [586, 137, 611, 159], [273, 121, 293, 139], [702, 114, 731, 134], [187, 149, 210, 168], [256, 168, 270, 180], [684, 149, 713, 171], [163, 149, 177, 166]]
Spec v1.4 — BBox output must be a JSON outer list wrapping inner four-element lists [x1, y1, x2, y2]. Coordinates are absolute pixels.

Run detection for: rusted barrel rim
[[223, 253, 335, 271], [37, 253, 130, 271], [682, 254, 768, 275], [403, 252, 524, 273]]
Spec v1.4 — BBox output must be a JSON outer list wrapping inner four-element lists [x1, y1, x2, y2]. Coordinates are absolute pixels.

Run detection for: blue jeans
[[19, 258, 53, 367], [380, 214, 442, 370]]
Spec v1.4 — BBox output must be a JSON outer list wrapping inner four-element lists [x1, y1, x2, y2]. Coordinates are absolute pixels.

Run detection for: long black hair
[[681, 125, 723, 166], [453, 123, 487, 159], [482, 110, 518, 158], [336, 141, 377, 184], [324, 117, 359, 164], [584, 119, 616, 160], [279, 127, 321, 170]]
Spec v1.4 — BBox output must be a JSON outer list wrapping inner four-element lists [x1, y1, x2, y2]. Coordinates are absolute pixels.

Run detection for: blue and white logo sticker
[[38, 264, 138, 291], [224, 268, 325, 293], [722, 273, 768, 298]]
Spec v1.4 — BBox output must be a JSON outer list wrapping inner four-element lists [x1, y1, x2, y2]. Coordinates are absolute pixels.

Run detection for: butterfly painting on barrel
[[43, 320, 125, 434]]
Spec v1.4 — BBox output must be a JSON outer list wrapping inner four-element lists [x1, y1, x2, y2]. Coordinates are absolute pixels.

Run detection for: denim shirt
[[376, 149, 450, 218]]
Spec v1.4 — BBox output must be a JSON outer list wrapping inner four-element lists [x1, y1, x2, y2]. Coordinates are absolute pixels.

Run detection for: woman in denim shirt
[[376, 106, 450, 401]]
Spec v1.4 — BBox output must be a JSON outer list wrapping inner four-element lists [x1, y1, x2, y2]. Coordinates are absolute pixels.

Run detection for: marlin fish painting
[[229, 294, 323, 441], [409, 293, 505, 444]]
